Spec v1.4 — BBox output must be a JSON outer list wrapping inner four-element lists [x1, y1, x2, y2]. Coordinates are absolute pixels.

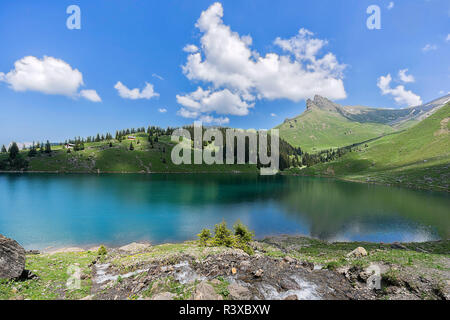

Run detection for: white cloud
[[0, 56, 100, 102], [422, 44, 437, 52], [270, 113, 277, 117], [177, 2, 346, 122], [446, 34, 450, 42], [183, 44, 199, 53], [152, 73, 164, 80], [177, 108, 200, 118], [80, 89, 101, 102], [398, 69, 415, 83], [387, 2, 394, 10], [0, 56, 81, 95], [199, 115, 230, 125], [377, 73, 422, 106], [114, 81, 159, 100], [177, 87, 254, 116], [158, 108, 167, 113]]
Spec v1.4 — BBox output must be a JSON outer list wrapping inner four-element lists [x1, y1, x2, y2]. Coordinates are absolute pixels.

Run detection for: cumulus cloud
[[270, 113, 277, 117], [177, 87, 254, 116], [422, 44, 437, 52], [0, 56, 100, 102], [177, 2, 346, 122], [387, 2, 394, 10], [183, 44, 199, 53], [199, 115, 230, 125], [158, 108, 167, 113], [80, 89, 101, 102], [177, 108, 199, 118], [114, 81, 159, 100], [398, 69, 415, 83], [446, 34, 450, 42], [377, 73, 422, 106]]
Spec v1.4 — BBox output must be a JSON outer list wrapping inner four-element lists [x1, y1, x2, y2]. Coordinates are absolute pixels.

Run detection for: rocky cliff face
[[0, 234, 26, 279]]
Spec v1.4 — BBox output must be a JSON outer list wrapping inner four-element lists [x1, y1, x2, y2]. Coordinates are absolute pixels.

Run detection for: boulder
[[193, 282, 223, 300], [228, 283, 252, 300], [346, 247, 368, 258], [151, 292, 175, 300], [118, 242, 151, 253], [390, 242, 408, 250], [0, 234, 26, 279]]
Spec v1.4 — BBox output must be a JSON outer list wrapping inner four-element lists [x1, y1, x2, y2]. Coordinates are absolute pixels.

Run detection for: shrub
[[233, 221, 254, 243], [197, 228, 212, 246], [197, 220, 255, 255], [98, 245, 107, 256], [212, 221, 234, 247]]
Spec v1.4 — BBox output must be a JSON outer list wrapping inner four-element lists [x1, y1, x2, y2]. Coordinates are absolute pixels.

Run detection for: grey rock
[[152, 292, 175, 300], [193, 282, 223, 300], [228, 283, 252, 300], [390, 242, 408, 250], [0, 234, 26, 279]]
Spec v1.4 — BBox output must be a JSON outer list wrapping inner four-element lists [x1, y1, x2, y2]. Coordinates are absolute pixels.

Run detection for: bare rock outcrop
[[0, 234, 26, 279]]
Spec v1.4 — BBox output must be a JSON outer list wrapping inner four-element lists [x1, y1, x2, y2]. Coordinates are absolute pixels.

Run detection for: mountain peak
[[306, 95, 341, 112]]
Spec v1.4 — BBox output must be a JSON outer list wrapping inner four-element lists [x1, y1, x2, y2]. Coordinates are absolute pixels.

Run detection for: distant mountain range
[[277, 94, 450, 152]]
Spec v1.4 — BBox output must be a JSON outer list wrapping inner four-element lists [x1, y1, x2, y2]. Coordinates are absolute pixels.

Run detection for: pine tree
[[9, 142, 19, 159], [129, 142, 134, 151], [45, 140, 52, 154], [1, 145, 6, 153]]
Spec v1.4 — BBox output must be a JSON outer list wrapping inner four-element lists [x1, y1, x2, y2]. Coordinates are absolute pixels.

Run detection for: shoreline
[[30, 235, 449, 255], [1, 170, 448, 193]]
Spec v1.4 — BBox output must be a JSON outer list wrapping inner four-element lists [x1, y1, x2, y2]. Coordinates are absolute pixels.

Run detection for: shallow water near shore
[[0, 173, 448, 250]]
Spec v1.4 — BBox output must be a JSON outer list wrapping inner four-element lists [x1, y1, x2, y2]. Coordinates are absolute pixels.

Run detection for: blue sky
[[0, 0, 449, 147]]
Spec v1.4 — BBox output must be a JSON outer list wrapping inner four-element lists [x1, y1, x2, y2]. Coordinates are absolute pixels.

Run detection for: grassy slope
[[295, 103, 450, 191], [0, 132, 257, 173], [277, 107, 395, 152]]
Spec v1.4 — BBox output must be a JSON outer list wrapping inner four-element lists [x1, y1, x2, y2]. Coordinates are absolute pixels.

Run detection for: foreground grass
[[0, 251, 96, 300]]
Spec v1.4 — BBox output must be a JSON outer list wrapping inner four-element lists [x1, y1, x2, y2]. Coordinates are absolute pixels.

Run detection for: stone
[[210, 279, 221, 285], [228, 283, 252, 300], [283, 256, 296, 264], [284, 295, 298, 300], [279, 278, 300, 291], [132, 282, 146, 293], [239, 260, 251, 271], [0, 234, 26, 279], [231, 267, 237, 275], [152, 292, 176, 300], [390, 242, 408, 250], [193, 282, 223, 300], [118, 242, 151, 253], [346, 247, 368, 258], [254, 269, 264, 278]]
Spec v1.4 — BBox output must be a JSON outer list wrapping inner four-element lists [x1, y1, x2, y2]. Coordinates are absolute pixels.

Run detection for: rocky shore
[[1, 235, 449, 300]]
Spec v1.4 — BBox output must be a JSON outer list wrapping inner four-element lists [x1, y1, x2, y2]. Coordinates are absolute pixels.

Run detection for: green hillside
[[295, 103, 450, 191], [0, 132, 258, 174], [277, 106, 395, 152], [277, 94, 449, 153]]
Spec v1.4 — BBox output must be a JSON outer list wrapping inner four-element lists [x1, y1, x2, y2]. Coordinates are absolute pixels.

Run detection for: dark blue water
[[0, 174, 448, 250]]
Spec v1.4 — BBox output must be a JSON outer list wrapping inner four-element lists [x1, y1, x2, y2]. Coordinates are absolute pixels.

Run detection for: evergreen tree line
[[180, 126, 303, 171]]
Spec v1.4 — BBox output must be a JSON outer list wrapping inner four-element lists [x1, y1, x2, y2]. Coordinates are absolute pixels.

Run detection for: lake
[[0, 173, 448, 250]]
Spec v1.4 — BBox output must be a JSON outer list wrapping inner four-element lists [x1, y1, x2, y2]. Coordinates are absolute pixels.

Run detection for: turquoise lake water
[[0, 174, 448, 250]]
